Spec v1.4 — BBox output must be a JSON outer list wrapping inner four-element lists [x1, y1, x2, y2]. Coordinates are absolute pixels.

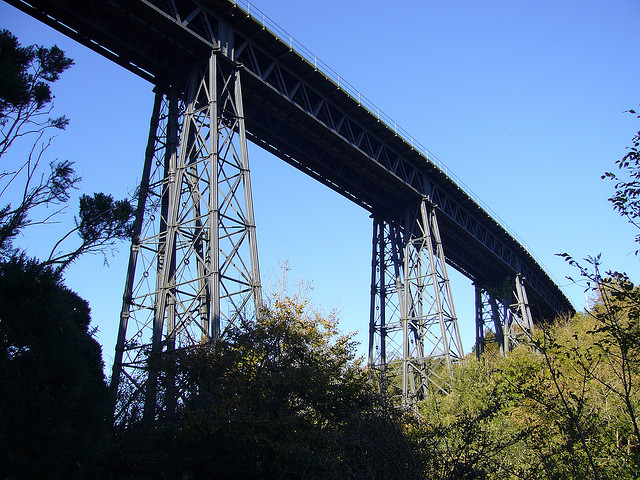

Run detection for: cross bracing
[[369, 201, 465, 411], [6, 0, 574, 414], [474, 275, 534, 360]]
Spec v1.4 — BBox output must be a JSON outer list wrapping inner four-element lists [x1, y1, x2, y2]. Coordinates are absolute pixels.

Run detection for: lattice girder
[[474, 275, 534, 358]]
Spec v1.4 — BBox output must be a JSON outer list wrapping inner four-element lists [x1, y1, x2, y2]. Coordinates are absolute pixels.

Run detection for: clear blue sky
[[2, 0, 639, 368]]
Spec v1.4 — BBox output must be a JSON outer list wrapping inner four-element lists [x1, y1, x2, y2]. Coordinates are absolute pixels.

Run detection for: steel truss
[[474, 275, 533, 358], [369, 199, 464, 410], [110, 51, 262, 424]]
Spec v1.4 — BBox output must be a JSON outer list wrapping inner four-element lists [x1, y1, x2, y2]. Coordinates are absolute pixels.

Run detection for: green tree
[[413, 329, 639, 479], [0, 29, 134, 271], [0, 256, 110, 478], [546, 109, 640, 476], [114, 296, 419, 480], [602, 109, 640, 249]]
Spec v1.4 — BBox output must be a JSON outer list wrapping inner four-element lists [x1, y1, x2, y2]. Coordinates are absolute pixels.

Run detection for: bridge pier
[[369, 198, 464, 411], [110, 51, 262, 425], [474, 274, 534, 359]]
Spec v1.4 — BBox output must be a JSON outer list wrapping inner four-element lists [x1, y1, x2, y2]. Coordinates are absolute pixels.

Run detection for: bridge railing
[[232, 0, 563, 289]]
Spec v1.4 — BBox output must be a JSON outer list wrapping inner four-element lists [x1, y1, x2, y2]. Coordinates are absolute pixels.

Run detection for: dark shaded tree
[[44, 192, 134, 272], [0, 28, 77, 255], [0, 30, 134, 479], [0, 256, 110, 479], [0, 28, 73, 158]]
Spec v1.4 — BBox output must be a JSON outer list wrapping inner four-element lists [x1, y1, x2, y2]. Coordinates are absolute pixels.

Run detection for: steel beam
[[474, 284, 505, 359], [5, 0, 573, 322], [6, 0, 574, 417]]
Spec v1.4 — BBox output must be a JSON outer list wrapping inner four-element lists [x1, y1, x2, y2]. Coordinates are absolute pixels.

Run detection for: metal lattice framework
[[4, 1, 573, 321], [5, 0, 575, 417], [474, 286, 503, 360], [369, 200, 464, 410], [474, 275, 534, 360], [110, 52, 262, 424]]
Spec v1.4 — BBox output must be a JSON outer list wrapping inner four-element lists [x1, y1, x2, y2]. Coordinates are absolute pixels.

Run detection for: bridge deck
[[5, 0, 573, 318]]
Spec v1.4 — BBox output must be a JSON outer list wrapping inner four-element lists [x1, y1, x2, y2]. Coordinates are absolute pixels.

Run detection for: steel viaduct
[[6, 0, 573, 416]]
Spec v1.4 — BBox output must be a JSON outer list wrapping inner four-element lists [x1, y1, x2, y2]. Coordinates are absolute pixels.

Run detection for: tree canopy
[[0, 30, 131, 478], [0, 256, 110, 478], [0, 29, 134, 271], [113, 296, 419, 479]]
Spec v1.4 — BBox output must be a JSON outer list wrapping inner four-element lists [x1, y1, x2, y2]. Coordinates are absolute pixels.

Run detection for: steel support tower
[[474, 275, 534, 359], [110, 50, 262, 424], [369, 199, 465, 410]]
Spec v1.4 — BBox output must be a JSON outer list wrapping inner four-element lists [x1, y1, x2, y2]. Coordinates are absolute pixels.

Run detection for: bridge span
[[6, 0, 573, 414]]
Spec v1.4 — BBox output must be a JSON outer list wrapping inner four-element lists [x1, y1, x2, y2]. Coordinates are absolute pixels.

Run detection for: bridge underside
[[6, 0, 571, 315], [5, 0, 574, 415]]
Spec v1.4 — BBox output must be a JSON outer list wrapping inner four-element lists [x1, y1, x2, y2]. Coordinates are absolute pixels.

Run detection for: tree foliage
[[413, 311, 640, 479], [0, 30, 131, 478], [113, 297, 419, 480], [0, 29, 134, 271], [44, 192, 134, 272], [0, 256, 110, 479], [603, 109, 640, 248], [0, 28, 78, 256], [406, 110, 640, 479], [0, 28, 73, 157]]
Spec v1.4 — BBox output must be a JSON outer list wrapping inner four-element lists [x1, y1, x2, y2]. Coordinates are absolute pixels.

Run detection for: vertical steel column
[[400, 199, 464, 408], [110, 88, 165, 414], [143, 82, 181, 423], [475, 284, 486, 359], [369, 199, 464, 410], [491, 295, 505, 356], [235, 67, 263, 318], [368, 218, 384, 367], [474, 284, 503, 359], [110, 51, 262, 425], [211, 56, 263, 329], [474, 275, 534, 359], [369, 216, 404, 404], [506, 274, 534, 348]]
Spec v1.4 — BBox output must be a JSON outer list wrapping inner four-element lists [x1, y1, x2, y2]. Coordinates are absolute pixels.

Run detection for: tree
[[113, 295, 419, 480], [525, 110, 640, 478], [0, 28, 76, 255], [0, 29, 134, 271], [0, 28, 72, 158], [412, 324, 640, 480], [44, 192, 134, 272], [0, 30, 134, 478], [561, 260, 640, 431], [0, 255, 110, 479], [552, 109, 640, 473], [602, 109, 640, 249]]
